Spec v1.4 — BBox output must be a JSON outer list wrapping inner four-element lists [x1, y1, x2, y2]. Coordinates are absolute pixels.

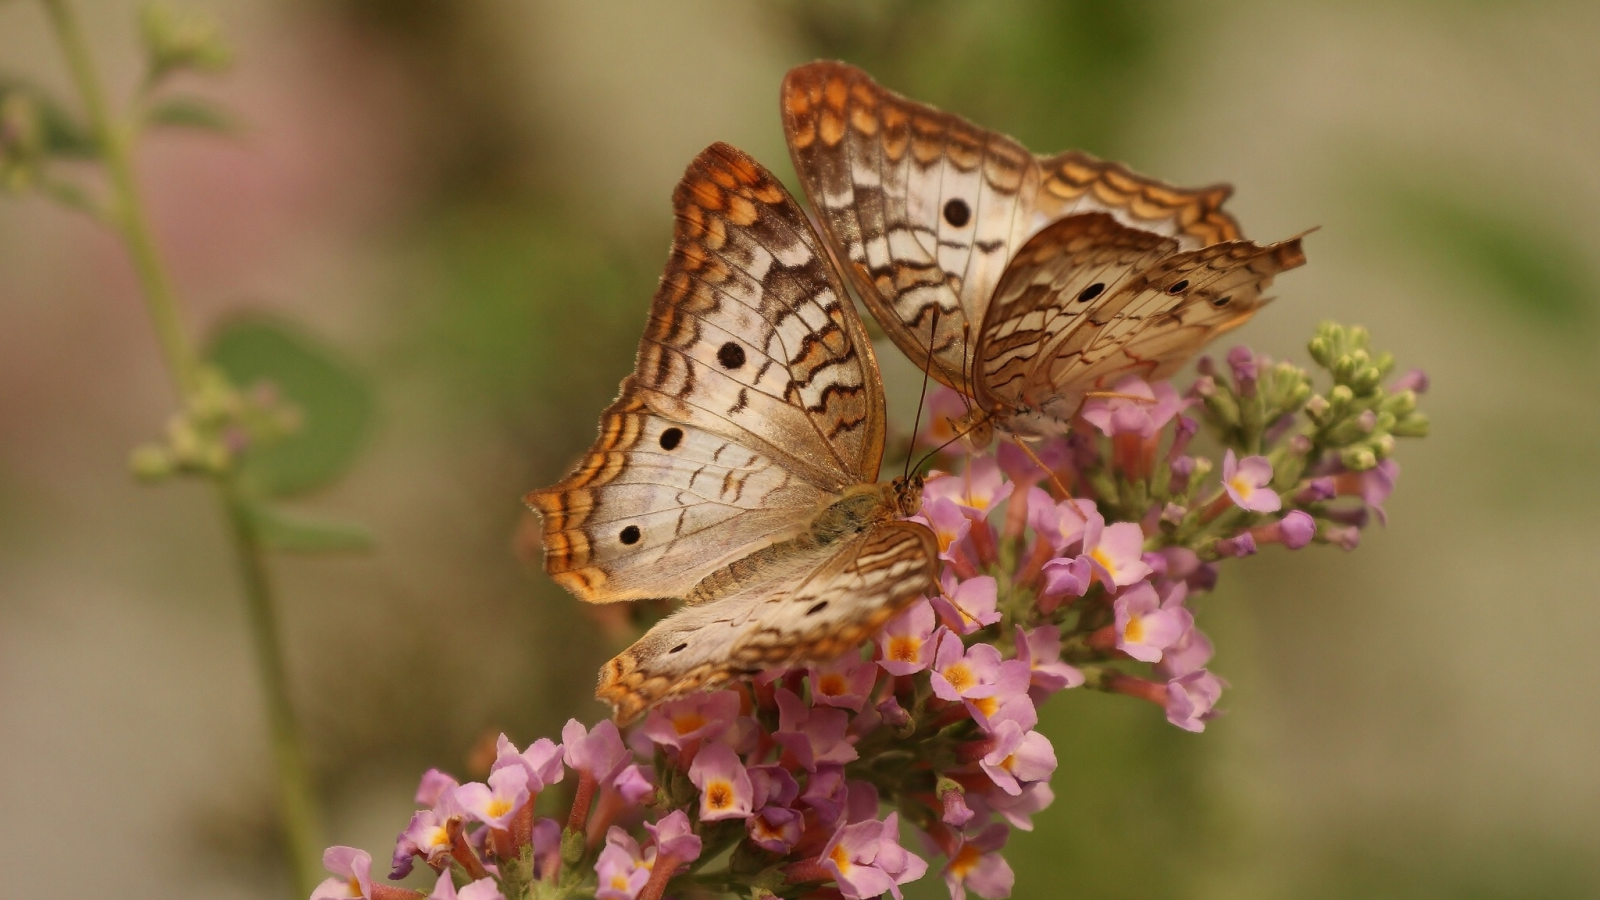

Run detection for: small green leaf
[[0, 79, 96, 157], [252, 505, 373, 553], [143, 96, 235, 134], [207, 316, 374, 497]]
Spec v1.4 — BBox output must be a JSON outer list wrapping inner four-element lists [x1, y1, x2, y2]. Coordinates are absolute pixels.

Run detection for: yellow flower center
[[1000, 753, 1017, 772], [1091, 546, 1116, 577], [486, 798, 512, 819], [346, 876, 363, 896], [888, 635, 921, 662], [948, 845, 982, 879], [1123, 614, 1146, 644], [819, 674, 847, 696], [672, 711, 707, 735], [830, 842, 853, 874], [943, 663, 974, 693], [610, 874, 631, 891], [706, 780, 734, 810], [424, 826, 450, 849], [972, 696, 999, 718], [1229, 476, 1254, 500]]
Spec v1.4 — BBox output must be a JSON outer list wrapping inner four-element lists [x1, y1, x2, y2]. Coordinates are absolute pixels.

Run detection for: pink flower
[[819, 813, 928, 900], [1039, 555, 1092, 599], [929, 633, 1035, 731], [1153, 620, 1214, 680], [594, 828, 652, 900], [918, 386, 973, 450], [1336, 458, 1398, 523], [997, 437, 1071, 486], [415, 769, 459, 808], [426, 871, 504, 900], [1166, 670, 1226, 732], [876, 602, 940, 675], [799, 765, 847, 823], [562, 719, 631, 784], [312, 847, 374, 900], [687, 742, 753, 821], [455, 766, 530, 831], [1083, 518, 1153, 589], [491, 735, 564, 791], [1222, 450, 1282, 513], [640, 691, 740, 749], [391, 809, 452, 877], [939, 781, 975, 827], [645, 809, 703, 865], [807, 656, 880, 712], [1113, 582, 1192, 663], [1027, 490, 1096, 554], [747, 805, 804, 853], [774, 689, 858, 770], [911, 497, 976, 566], [943, 824, 1015, 900], [1251, 510, 1316, 549], [612, 764, 656, 805], [930, 573, 1001, 635], [1015, 625, 1084, 699], [748, 763, 800, 810], [979, 720, 1057, 796], [926, 456, 1013, 521], [1080, 376, 1184, 438], [979, 781, 1054, 831]]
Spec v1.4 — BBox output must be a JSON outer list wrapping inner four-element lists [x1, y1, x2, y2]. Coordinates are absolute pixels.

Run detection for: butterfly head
[[888, 472, 926, 519]]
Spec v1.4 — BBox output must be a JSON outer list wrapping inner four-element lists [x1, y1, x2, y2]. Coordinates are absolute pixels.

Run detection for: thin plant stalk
[[39, 0, 323, 894]]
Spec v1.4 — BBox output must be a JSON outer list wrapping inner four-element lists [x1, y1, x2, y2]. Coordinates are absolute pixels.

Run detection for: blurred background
[[3, 1, 1598, 898]]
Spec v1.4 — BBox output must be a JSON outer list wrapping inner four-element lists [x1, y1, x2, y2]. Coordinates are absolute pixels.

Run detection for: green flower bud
[[130, 444, 175, 481], [1340, 445, 1377, 471], [141, 3, 232, 82], [1392, 413, 1431, 438]]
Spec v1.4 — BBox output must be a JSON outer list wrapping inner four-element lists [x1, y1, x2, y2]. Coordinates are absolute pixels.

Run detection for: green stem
[[41, 0, 196, 395], [39, 2, 323, 894]]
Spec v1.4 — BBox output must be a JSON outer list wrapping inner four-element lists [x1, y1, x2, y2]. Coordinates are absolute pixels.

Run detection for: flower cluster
[[313, 324, 1427, 900]]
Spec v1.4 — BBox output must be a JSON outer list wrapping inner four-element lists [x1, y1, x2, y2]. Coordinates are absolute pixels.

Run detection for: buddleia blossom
[[314, 325, 1425, 900]]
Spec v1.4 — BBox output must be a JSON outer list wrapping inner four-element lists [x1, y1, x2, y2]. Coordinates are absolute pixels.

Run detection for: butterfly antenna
[[911, 407, 995, 475], [904, 307, 940, 480]]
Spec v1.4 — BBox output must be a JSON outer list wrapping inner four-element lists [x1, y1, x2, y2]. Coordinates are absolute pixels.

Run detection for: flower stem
[[39, 1, 323, 894]]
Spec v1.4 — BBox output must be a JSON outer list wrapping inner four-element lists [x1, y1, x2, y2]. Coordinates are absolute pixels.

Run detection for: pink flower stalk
[[930, 572, 1001, 635], [978, 720, 1058, 796], [1221, 450, 1283, 513], [687, 742, 753, 821], [774, 688, 858, 770], [876, 602, 941, 675], [594, 828, 653, 900], [943, 824, 1016, 900], [426, 871, 504, 900], [808, 655, 880, 711], [640, 690, 740, 749], [1166, 670, 1226, 732], [1083, 517, 1154, 589]]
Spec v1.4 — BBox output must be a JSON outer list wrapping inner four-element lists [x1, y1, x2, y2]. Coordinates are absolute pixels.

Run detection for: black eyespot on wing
[[717, 341, 746, 369], [659, 427, 683, 450], [1077, 282, 1105, 303], [943, 198, 970, 228], [805, 601, 829, 616], [669, 642, 688, 654], [1167, 279, 1190, 294], [619, 525, 641, 545], [1211, 295, 1232, 308]]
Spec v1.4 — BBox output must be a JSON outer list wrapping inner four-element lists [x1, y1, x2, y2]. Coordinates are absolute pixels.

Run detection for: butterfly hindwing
[[597, 521, 938, 722]]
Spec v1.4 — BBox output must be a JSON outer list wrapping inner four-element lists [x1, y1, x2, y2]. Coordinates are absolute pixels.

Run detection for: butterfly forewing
[[597, 521, 938, 722], [782, 60, 1253, 403], [529, 143, 890, 603]]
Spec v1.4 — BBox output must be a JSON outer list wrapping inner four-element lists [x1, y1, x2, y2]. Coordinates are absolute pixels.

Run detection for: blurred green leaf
[[207, 316, 374, 497], [143, 95, 235, 134], [252, 505, 373, 553], [1383, 183, 1595, 328], [0, 78, 96, 157]]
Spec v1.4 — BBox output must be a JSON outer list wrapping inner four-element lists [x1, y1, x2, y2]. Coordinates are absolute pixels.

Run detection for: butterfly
[[782, 60, 1309, 441], [526, 142, 940, 723]]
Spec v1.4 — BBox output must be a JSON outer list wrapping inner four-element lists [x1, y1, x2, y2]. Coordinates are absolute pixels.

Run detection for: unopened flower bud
[[1390, 368, 1429, 394], [1392, 413, 1430, 438], [1340, 446, 1377, 471], [130, 444, 174, 481]]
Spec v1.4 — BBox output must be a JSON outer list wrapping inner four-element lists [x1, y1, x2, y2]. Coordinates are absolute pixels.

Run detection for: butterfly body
[[782, 61, 1309, 441]]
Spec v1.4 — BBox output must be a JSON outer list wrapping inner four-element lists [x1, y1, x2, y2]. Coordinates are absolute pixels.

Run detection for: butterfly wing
[[527, 143, 887, 603], [976, 213, 1307, 431], [597, 521, 938, 722], [781, 60, 1246, 398]]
